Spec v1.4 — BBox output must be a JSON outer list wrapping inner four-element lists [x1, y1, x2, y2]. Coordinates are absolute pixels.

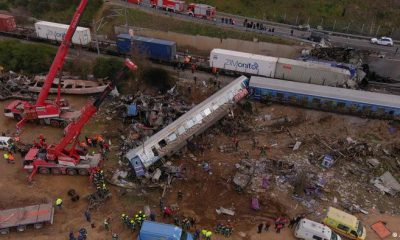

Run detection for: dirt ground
[[1, 75, 400, 240]]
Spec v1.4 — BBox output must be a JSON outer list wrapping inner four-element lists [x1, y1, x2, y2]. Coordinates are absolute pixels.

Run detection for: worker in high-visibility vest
[[55, 198, 63, 209], [205, 231, 212, 240], [201, 229, 207, 239], [7, 152, 15, 164], [3, 152, 9, 162]]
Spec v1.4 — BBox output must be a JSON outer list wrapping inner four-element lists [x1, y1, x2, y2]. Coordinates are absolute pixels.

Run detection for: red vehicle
[[3, 0, 89, 129], [187, 3, 216, 19], [150, 0, 186, 13], [23, 59, 137, 182], [127, 0, 142, 4]]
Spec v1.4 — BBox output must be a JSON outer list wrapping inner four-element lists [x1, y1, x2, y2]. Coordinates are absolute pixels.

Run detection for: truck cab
[[138, 220, 193, 240]]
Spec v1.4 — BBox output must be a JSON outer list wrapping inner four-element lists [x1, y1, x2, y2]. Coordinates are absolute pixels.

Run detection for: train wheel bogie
[[34, 223, 43, 229], [0, 228, 9, 235], [78, 169, 89, 176], [51, 168, 61, 175], [16, 225, 26, 232], [67, 169, 77, 176]]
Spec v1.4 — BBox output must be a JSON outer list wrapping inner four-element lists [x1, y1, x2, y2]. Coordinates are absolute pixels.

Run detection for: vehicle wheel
[[14, 114, 22, 121], [50, 120, 60, 127], [51, 168, 61, 175], [67, 169, 77, 176], [60, 121, 68, 128], [39, 167, 50, 174], [78, 169, 89, 176], [34, 223, 43, 229], [0, 228, 9, 235], [16, 225, 26, 232], [39, 119, 45, 125]]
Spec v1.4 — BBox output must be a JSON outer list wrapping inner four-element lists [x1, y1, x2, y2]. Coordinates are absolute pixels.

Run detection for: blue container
[[117, 34, 177, 62]]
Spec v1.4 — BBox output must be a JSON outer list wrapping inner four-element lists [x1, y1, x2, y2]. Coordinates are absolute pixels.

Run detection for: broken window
[[323, 100, 333, 109], [300, 96, 308, 105], [158, 139, 167, 148], [276, 92, 284, 100], [151, 146, 159, 157], [203, 108, 211, 116], [168, 133, 177, 142], [312, 236, 322, 240], [336, 102, 346, 109], [288, 96, 297, 104], [312, 98, 321, 107], [362, 106, 372, 114]]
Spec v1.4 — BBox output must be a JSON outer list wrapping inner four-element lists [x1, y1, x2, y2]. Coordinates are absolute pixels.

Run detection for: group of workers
[[121, 211, 147, 231], [3, 151, 15, 164], [69, 228, 87, 240], [92, 168, 109, 198], [82, 134, 110, 156]]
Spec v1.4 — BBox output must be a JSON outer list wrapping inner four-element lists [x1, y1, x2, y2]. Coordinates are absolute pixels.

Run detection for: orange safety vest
[[8, 154, 14, 161]]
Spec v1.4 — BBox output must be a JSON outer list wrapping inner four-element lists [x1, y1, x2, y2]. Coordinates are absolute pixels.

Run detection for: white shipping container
[[34, 21, 91, 45], [210, 49, 277, 78], [275, 58, 351, 86]]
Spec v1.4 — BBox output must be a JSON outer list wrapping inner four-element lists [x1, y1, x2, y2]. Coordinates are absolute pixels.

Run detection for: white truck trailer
[[34, 21, 91, 45]]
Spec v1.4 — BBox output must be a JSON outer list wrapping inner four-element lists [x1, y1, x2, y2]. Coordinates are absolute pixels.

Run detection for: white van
[[295, 218, 341, 240], [0, 137, 12, 151]]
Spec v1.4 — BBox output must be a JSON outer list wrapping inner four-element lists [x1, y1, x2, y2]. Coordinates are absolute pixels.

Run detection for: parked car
[[370, 37, 394, 46]]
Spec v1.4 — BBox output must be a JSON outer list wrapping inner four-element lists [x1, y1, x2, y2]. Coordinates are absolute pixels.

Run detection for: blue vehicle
[[117, 34, 177, 62], [138, 221, 194, 240]]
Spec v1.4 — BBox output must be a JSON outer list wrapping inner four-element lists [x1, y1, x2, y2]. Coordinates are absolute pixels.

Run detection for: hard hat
[[130, 219, 134, 223], [139, 211, 142, 214], [122, 213, 125, 217], [135, 214, 138, 217], [100, 170, 103, 173]]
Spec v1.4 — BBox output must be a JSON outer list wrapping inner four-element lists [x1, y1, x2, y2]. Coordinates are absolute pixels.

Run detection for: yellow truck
[[323, 207, 366, 240]]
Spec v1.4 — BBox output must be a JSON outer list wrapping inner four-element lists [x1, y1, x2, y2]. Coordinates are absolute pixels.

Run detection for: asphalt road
[[107, 0, 399, 56]]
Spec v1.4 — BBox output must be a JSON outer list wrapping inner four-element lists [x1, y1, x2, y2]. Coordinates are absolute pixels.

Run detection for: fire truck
[[23, 59, 137, 182], [150, 0, 186, 13], [187, 3, 216, 19], [3, 0, 89, 129]]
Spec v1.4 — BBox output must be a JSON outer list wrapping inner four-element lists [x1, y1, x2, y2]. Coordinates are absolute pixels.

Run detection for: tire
[[51, 168, 61, 175], [34, 223, 43, 229], [14, 114, 22, 121], [78, 169, 89, 176], [0, 228, 9, 235], [39, 167, 50, 174], [50, 120, 60, 127], [16, 225, 26, 232], [71, 195, 80, 202], [60, 121, 68, 128], [67, 169, 77, 176]]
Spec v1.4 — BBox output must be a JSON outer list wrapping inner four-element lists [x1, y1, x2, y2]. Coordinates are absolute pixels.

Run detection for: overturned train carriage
[[249, 76, 400, 119], [126, 76, 249, 176]]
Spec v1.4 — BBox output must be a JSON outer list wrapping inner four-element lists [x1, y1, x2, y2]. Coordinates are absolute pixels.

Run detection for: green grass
[[99, 7, 296, 45], [191, 0, 400, 36]]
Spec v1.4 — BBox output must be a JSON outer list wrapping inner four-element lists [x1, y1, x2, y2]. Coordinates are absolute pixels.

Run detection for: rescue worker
[[205, 231, 212, 240], [163, 206, 172, 218], [104, 217, 110, 231], [121, 213, 130, 226], [201, 229, 207, 239], [129, 219, 136, 231], [3, 152, 9, 162], [55, 198, 63, 209], [87, 138, 93, 147], [112, 233, 119, 240]]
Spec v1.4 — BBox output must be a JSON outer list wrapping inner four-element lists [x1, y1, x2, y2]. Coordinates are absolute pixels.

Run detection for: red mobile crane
[[23, 59, 137, 182], [4, 0, 89, 129]]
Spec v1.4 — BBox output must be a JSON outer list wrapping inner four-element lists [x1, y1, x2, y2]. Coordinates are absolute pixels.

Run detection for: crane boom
[[36, 0, 89, 106], [50, 59, 137, 160]]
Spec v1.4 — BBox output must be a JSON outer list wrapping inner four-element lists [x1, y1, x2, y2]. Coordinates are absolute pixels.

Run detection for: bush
[[0, 40, 55, 74], [93, 57, 124, 79]]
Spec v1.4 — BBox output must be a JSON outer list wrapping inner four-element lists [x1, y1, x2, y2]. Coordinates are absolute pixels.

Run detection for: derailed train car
[[126, 76, 249, 176]]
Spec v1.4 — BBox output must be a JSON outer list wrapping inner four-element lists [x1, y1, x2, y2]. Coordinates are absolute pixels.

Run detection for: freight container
[[117, 34, 177, 62], [275, 58, 351, 86], [210, 49, 277, 78], [0, 14, 16, 32], [34, 21, 91, 45]]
